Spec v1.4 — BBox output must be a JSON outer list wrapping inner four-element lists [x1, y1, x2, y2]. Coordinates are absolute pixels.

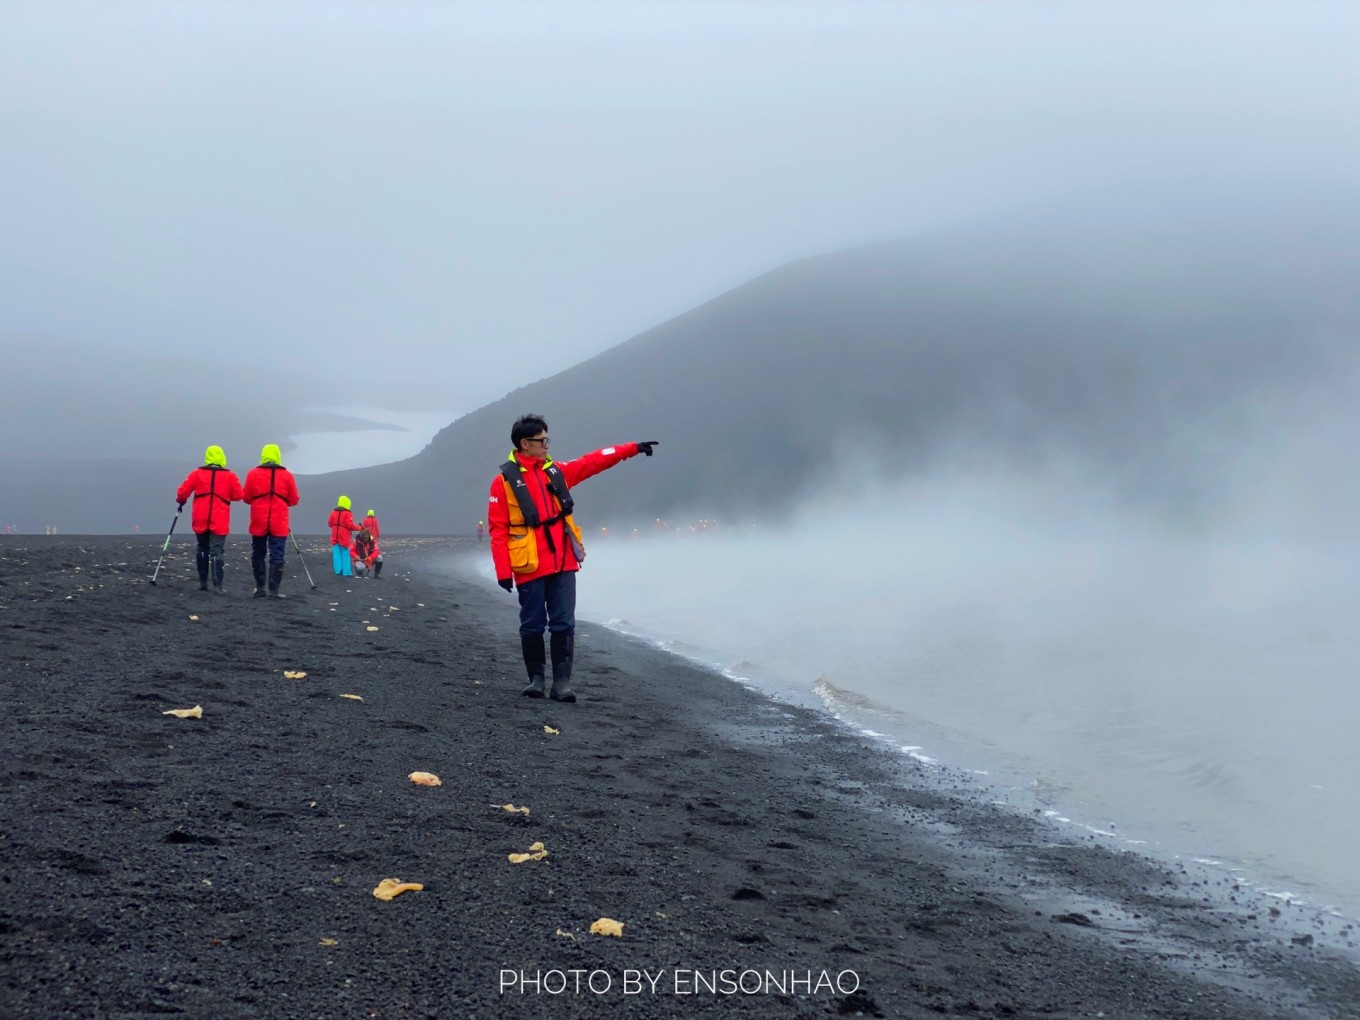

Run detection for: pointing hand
[[636, 441, 659, 457]]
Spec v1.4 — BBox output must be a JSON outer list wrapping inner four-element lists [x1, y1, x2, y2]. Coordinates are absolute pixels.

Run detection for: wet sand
[[2, 536, 1358, 1019]]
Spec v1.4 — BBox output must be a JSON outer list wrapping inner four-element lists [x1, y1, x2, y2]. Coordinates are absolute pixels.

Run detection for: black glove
[[177, 502, 185, 511], [636, 441, 659, 457], [498, 578, 514, 592]]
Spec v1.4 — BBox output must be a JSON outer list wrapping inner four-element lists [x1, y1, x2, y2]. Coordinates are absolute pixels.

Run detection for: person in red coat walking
[[175, 444, 244, 594], [327, 496, 359, 577], [488, 413, 658, 702], [242, 443, 301, 599]]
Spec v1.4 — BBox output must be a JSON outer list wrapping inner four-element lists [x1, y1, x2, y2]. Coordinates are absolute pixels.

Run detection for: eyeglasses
[[526, 436, 551, 447]]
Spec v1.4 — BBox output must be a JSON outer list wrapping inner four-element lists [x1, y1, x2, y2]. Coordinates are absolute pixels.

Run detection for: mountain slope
[[313, 194, 1360, 534], [12, 191, 1358, 535]]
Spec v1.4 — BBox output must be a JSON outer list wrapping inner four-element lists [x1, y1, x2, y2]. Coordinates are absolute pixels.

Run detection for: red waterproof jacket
[[176, 466, 244, 536], [488, 443, 639, 585], [328, 508, 359, 547], [243, 465, 300, 537], [351, 534, 376, 567]]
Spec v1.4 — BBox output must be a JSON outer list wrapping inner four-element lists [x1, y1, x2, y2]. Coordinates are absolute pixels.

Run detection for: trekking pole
[[289, 531, 319, 590], [149, 505, 184, 585]]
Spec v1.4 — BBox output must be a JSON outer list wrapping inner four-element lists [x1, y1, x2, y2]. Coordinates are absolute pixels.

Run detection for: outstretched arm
[[559, 442, 658, 487]]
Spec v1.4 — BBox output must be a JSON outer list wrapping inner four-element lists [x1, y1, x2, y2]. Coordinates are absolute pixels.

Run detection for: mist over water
[[573, 434, 1360, 916]]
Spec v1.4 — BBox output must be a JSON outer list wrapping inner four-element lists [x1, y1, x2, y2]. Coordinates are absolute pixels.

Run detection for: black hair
[[511, 413, 549, 452]]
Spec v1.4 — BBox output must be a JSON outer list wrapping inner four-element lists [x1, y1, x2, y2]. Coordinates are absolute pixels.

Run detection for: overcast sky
[[4, 1, 1357, 415]]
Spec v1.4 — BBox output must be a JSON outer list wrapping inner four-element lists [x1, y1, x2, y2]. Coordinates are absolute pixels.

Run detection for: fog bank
[[569, 432, 1360, 909]]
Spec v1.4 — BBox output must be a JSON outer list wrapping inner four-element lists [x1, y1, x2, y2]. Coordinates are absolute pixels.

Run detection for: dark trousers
[[251, 534, 285, 573], [516, 571, 576, 636], [251, 534, 288, 590], [196, 531, 225, 585], [251, 534, 287, 565]]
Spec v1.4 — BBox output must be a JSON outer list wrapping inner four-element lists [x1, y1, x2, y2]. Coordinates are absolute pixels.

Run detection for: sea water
[[573, 500, 1360, 922], [287, 406, 459, 474]]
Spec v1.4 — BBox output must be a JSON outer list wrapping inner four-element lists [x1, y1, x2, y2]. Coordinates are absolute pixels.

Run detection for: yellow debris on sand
[[162, 706, 203, 719], [508, 842, 548, 864], [590, 918, 624, 938], [408, 772, 442, 787], [372, 878, 423, 901]]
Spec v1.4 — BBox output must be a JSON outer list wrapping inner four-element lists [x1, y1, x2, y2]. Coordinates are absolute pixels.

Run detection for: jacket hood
[[366, 510, 376, 517], [337, 495, 352, 510], [260, 443, 282, 465], [204, 445, 227, 468]]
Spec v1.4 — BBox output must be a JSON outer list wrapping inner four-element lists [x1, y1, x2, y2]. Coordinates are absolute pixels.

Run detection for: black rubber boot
[[520, 633, 546, 698], [211, 555, 225, 595], [268, 563, 286, 599], [549, 631, 577, 703], [373, 560, 383, 579], [196, 546, 210, 590], [251, 551, 268, 598]]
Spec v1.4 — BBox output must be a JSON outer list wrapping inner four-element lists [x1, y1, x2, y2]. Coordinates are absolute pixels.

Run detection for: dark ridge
[[8, 190, 1359, 534], [311, 192, 1360, 533]]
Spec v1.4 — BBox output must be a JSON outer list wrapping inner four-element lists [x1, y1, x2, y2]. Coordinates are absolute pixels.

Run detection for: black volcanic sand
[[3, 536, 1359, 1020]]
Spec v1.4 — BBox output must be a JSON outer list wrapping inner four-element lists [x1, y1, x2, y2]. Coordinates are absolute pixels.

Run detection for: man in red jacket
[[488, 413, 658, 702], [362, 509, 380, 542], [175, 444, 244, 594], [243, 443, 301, 599]]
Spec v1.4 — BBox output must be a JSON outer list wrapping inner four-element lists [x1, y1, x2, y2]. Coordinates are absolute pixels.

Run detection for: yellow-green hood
[[204, 445, 227, 468], [260, 443, 282, 465]]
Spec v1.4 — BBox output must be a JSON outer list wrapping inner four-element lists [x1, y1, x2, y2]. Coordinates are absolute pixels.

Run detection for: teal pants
[[332, 544, 352, 576]]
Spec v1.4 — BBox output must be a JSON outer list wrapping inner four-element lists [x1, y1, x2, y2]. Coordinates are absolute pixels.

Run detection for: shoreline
[[586, 601, 1360, 939], [2, 535, 1358, 1018]]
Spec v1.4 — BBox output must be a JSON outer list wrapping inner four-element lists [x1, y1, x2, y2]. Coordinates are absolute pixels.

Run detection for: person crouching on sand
[[362, 509, 384, 578], [351, 528, 377, 578], [488, 413, 658, 702], [175, 445, 243, 594], [243, 444, 300, 599], [328, 496, 359, 576]]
